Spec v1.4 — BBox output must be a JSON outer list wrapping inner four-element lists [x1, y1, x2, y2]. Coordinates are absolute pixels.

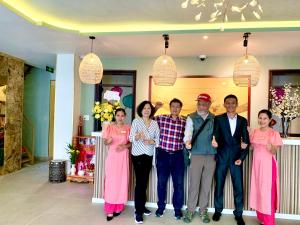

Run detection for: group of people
[[101, 93, 282, 225]]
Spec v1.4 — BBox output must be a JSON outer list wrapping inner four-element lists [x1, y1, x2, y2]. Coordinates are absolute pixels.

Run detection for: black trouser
[[214, 162, 244, 217], [132, 154, 153, 215]]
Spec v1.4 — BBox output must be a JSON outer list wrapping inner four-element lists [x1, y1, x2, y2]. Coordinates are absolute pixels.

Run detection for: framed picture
[[149, 76, 250, 121]]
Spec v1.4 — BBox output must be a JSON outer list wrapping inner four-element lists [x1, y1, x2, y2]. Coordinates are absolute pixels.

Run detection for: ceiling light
[[203, 35, 208, 40], [181, 0, 263, 30], [152, 34, 177, 86], [233, 32, 261, 87], [79, 36, 103, 84]]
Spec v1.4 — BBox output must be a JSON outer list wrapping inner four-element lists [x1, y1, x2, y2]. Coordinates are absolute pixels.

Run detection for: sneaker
[[183, 210, 194, 223], [155, 208, 164, 218], [174, 210, 183, 220], [200, 209, 210, 223], [143, 208, 151, 216], [135, 214, 143, 224]]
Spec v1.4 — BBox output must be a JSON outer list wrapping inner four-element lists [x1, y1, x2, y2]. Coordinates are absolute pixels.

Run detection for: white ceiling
[[0, 1, 300, 69], [6, 0, 300, 24]]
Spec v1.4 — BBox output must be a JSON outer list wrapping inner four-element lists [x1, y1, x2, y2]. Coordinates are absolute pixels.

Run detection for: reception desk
[[92, 132, 300, 219]]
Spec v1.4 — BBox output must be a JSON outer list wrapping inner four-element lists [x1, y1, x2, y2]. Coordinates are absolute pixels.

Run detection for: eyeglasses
[[197, 102, 210, 107]]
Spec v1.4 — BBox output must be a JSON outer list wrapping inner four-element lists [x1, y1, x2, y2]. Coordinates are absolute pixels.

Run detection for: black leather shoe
[[235, 216, 245, 225], [212, 212, 221, 221]]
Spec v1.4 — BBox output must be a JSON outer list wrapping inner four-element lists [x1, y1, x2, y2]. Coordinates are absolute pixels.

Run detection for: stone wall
[[0, 53, 24, 175]]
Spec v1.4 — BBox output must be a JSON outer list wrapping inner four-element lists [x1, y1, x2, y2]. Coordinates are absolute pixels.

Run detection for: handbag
[[184, 118, 210, 167]]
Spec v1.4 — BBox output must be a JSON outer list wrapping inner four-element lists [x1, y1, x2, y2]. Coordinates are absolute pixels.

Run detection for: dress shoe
[[212, 212, 221, 221], [113, 212, 121, 217], [106, 215, 113, 221], [235, 216, 245, 225]]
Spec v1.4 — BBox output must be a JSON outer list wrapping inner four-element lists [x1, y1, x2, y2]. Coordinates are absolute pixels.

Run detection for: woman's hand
[[104, 137, 113, 145], [116, 144, 126, 151], [116, 142, 131, 151], [267, 143, 278, 154], [135, 132, 145, 141], [143, 139, 155, 145]]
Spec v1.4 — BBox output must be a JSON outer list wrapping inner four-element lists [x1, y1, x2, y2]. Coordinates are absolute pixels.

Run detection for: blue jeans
[[156, 148, 184, 212]]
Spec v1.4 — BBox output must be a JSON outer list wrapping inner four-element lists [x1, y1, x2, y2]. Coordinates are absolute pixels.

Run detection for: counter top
[[91, 131, 300, 145], [91, 131, 102, 137], [282, 137, 300, 145]]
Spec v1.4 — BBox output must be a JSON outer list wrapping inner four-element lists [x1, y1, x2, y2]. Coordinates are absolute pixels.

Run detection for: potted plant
[[66, 143, 80, 175]]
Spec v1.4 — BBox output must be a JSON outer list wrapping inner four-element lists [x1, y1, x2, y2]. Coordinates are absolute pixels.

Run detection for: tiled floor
[[0, 162, 299, 225]]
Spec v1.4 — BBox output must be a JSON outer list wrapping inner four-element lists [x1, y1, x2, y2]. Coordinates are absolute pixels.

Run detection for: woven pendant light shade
[[79, 53, 103, 84], [233, 54, 261, 87], [152, 54, 177, 86]]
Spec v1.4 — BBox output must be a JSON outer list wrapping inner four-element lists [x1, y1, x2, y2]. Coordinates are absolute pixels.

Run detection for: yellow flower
[[107, 104, 113, 111], [93, 100, 121, 121]]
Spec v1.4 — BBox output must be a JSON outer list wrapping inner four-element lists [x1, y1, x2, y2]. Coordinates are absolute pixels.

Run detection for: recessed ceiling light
[[203, 35, 208, 40]]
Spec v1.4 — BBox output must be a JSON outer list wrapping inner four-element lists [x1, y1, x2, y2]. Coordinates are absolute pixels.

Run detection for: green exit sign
[[46, 66, 54, 73]]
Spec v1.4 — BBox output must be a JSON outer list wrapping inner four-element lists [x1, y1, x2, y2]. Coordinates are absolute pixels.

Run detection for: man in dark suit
[[211, 94, 249, 225]]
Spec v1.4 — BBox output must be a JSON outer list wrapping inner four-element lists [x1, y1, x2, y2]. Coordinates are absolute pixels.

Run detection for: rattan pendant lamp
[[152, 34, 177, 86], [233, 32, 261, 87], [79, 36, 103, 84]]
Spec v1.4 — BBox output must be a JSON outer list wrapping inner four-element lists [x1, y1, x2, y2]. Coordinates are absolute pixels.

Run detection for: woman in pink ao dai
[[249, 109, 283, 225], [102, 108, 131, 221]]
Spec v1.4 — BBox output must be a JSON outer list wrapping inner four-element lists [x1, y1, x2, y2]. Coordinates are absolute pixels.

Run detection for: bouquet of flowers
[[66, 143, 80, 164], [92, 101, 121, 122], [270, 83, 300, 136]]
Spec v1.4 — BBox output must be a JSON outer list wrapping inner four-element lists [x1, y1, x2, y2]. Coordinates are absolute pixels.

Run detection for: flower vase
[[282, 120, 290, 138], [102, 121, 110, 131], [70, 164, 76, 176]]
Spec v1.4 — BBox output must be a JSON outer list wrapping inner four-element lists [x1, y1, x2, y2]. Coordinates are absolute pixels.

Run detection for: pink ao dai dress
[[249, 128, 283, 225], [102, 124, 131, 214]]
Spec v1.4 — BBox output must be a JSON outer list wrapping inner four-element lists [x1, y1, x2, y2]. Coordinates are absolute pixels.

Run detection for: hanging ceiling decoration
[[79, 36, 103, 84], [181, 0, 263, 31], [152, 34, 177, 86], [233, 32, 261, 87]]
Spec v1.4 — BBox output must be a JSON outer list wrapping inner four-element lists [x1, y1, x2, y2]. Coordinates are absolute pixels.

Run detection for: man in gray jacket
[[183, 93, 216, 223]]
